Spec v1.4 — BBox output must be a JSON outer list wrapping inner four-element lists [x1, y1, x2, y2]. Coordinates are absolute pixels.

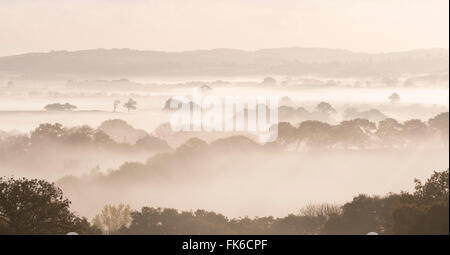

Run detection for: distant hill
[[0, 48, 448, 78]]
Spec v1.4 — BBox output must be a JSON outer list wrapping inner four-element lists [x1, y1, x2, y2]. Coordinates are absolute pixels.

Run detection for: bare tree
[[92, 204, 132, 234], [299, 203, 342, 219]]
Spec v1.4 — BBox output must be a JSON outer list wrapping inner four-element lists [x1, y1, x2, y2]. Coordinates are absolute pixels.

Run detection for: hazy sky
[[0, 0, 448, 56]]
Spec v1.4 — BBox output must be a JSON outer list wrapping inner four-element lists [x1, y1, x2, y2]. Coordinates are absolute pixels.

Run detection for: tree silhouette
[[334, 119, 376, 148], [413, 169, 449, 204], [392, 169, 449, 234], [388, 93, 400, 103], [44, 102, 77, 111], [30, 123, 65, 144], [123, 98, 137, 113], [322, 194, 401, 234], [377, 118, 403, 146], [402, 119, 428, 141], [261, 77, 277, 86], [316, 102, 336, 115], [428, 112, 449, 139], [0, 177, 98, 234], [297, 120, 333, 148]]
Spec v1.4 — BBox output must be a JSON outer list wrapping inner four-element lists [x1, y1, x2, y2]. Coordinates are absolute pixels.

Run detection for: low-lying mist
[[59, 140, 448, 219], [0, 76, 448, 221]]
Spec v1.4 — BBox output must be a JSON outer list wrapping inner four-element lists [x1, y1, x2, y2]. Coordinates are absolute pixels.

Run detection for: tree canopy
[[44, 102, 77, 111], [0, 177, 99, 234]]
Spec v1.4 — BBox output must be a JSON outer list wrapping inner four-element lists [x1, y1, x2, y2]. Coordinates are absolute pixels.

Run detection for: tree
[[0, 177, 98, 234], [30, 123, 65, 144], [377, 118, 403, 146], [297, 120, 333, 148], [322, 194, 401, 234], [388, 93, 400, 103], [92, 204, 132, 234], [134, 135, 171, 152], [402, 119, 428, 141], [343, 108, 387, 122], [44, 102, 77, 111], [123, 98, 137, 113], [315, 102, 336, 115], [299, 204, 341, 234], [113, 100, 121, 112], [392, 169, 449, 234], [63, 125, 95, 145], [153, 122, 175, 138], [261, 77, 277, 86], [334, 119, 376, 148], [98, 119, 148, 144], [428, 112, 449, 139], [413, 169, 449, 204], [275, 122, 299, 145]]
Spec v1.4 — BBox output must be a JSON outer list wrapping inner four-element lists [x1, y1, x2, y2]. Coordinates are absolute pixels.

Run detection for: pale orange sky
[[0, 0, 448, 56]]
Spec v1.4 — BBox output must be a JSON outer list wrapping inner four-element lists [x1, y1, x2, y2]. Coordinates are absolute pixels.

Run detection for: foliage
[[0, 122, 171, 164], [322, 169, 449, 235], [1, 170, 447, 235], [123, 98, 137, 112], [0, 177, 99, 234], [44, 102, 77, 111], [114, 170, 448, 235], [391, 169, 449, 234], [388, 93, 400, 103], [271, 112, 449, 149], [316, 102, 336, 114]]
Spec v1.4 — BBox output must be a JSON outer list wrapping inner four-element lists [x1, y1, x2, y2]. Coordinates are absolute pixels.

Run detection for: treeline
[[154, 111, 449, 151], [1, 112, 448, 163], [115, 169, 449, 235], [277, 102, 387, 123], [1, 169, 448, 235], [0, 112, 448, 179], [272, 112, 448, 150], [0, 122, 171, 164]]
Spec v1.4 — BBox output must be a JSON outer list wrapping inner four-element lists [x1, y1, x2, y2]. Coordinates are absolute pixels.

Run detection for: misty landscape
[[0, 0, 448, 236]]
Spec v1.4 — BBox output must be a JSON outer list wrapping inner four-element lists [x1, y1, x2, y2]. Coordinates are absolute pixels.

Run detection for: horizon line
[[1, 46, 449, 58]]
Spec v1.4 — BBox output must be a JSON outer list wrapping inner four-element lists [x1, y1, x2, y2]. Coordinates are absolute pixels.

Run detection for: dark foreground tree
[[392, 169, 449, 234], [321, 169, 449, 235], [321, 194, 401, 234], [0, 177, 99, 235]]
